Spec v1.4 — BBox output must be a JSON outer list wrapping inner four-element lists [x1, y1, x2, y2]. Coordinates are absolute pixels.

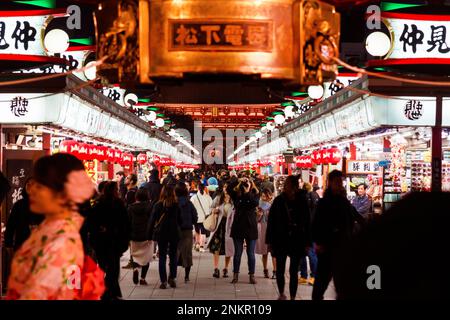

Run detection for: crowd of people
[[1, 156, 448, 300]]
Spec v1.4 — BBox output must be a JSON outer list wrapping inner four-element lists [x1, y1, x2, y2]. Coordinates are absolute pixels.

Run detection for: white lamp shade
[[147, 111, 157, 121], [274, 114, 286, 125], [124, 93, 138, 107], [365, 31, 391, 57], [308, 85, 324, 100], [266, 122, 275, 131], [255, 131, 263, 139], [155, 118, 165, 128], [284, 105, 295, 118], [44, 29, 69, 54], [84, 61, 97, 80]]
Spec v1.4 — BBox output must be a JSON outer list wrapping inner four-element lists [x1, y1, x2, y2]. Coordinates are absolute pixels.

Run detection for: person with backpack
[[148, 184, 182, 289], [191, 183, 213, 252], [266, 176, 311, 300], [312, 170, 365, 300]]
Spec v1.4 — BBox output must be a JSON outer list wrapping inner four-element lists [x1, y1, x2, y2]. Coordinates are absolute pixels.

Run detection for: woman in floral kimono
[[7, 153, 104, 300]]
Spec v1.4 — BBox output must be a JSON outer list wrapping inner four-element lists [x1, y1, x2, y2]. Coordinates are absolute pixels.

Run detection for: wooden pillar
[[431, 96, 443, 192]]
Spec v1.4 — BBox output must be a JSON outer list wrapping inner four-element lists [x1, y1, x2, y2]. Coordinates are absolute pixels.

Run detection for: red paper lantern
[[88, 144, 98, 160], [59, 140, 79, 157], [77, 143, 90, 161], [106, 148, 115, 163], [311, 150, 323, 165], [328, 147, 342, 165], [121, 153, 133, 166], [96, 146, 107, 162], [114, 150, 123, 164], [137, 153, 148, 165]]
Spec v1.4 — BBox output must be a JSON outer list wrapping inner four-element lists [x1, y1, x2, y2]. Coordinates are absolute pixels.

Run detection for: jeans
[[276, 254, 302, 298], [233, 238, 256, 274], [300, 247, 318, 278], [158, 240, 179, 283]]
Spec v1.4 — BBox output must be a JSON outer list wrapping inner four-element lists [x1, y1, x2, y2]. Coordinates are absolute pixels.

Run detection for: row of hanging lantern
[[296, 147, 342, 168], [59, 140, 134, 166]]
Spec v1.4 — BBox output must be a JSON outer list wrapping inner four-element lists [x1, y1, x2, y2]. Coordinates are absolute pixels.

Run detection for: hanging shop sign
[[333, 99, 376, 136], [370, 96, 436, 126], [347, 160, 381, 175], [381, 12, 450, 64], [322, 147, 342, 165], [323, 74, 361, 100], [101, 86, 126, 106]]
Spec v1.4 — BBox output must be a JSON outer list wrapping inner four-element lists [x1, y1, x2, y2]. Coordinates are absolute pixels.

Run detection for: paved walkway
[[119, 249, 336, 300]]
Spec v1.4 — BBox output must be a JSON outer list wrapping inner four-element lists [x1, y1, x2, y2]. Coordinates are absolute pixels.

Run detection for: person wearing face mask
[[7, 154, 104, 300]]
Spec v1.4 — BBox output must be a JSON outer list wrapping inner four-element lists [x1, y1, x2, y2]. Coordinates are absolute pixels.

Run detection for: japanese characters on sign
[[0, 15, 47, 56], [404, 100, 423, 121], [347, 160, 380, 174], [10, 96, 29, 117], [5, 159, 33, 219], [385, 15, 450, 60], [169, 20, 273, 52]]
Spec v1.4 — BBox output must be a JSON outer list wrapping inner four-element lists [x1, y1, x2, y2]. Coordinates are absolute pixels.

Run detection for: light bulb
[[147, 111, 157, 121], [274, 114, 286, 125], [155, 118, 165, 128], [266, 122, 275, 131], [284, 105, 295, 118], [365, 31, 391, 57], [255, 132, 263, 139], [44, 29, 69, 54], [308, 85, 324, 100]]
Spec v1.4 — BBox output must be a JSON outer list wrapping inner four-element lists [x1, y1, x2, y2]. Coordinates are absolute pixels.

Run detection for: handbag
[[152, 209, 167, 241], [203, 211, 218, 232]]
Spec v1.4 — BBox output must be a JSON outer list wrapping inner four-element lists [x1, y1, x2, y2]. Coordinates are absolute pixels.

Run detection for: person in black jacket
[[228, 177, 259, 284], [148, 184, 182, 289], [128, 188, 154, 286], [175, 182, 198, 283], [4, 179, 44, 252], [266, 175, 311, 300], [312, 170, 364, 300], [142, 169, 163, 203], [86, 181, 130, 300]]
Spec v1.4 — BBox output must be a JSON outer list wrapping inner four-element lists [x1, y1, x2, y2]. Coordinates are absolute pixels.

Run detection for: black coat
[[4, 198, 44, 251], [128, 201, 153, 241], [178, 196, 198, 230], [148, 201, 181, 243], [266, 191, 311, 256], [230, 192, 259, 240], [86, 197, 130, 256], [142, 177, 162, 203], [312, 190, 364, 249]]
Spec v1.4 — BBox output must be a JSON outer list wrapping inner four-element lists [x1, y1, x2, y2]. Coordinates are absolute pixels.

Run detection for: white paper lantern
[[266, 122, 275, 131], [124, 93, 138, 107], [274, 114, 286, 125], [308, 85, 324, 100], [155, 118, 165, 128], [365, 31, 391, 57], [147, 111, 157, 121], [284, 105, 295, 118], [84, 61, 97, 81], [255, 131, 263, 139], [44, 29, 69, 54]]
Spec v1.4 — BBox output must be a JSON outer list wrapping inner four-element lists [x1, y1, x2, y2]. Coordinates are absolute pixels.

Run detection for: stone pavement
[[119, 249, 336, 300]]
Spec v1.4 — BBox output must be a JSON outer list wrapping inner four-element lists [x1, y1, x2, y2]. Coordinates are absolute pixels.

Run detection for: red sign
[[137, 153, 148, 164], [295, 156, 313, 168]]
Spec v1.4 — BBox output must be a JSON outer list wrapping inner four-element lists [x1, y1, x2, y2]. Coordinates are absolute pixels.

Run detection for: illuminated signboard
[[381, 12, 450, 64]]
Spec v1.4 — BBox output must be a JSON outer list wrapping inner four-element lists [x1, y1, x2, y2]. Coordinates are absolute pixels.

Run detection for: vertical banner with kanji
[[5, 159, 33, 220]]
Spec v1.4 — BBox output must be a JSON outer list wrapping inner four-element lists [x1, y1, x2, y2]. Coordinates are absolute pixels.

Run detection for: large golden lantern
[[95, 0, 340, 86]]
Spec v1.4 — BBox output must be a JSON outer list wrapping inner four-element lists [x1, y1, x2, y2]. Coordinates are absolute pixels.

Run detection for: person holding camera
[[228, 177, 259, 284], [266, 175, 311, 300]]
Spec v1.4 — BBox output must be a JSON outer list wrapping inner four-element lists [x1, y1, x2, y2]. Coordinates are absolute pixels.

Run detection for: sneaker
[[132, 269, 139, 285], [263, 269, 269, 279], [278, 294, 287, 300], [139, 279, 148, 285], [213, 268, 220, 278], [298, 277, 308, 285], [308, 277, 315, 286], [160, 282, 167, 289], [271, 272, 277, 279], [168, 278, 177, 288], [222, 268, 229, 278]]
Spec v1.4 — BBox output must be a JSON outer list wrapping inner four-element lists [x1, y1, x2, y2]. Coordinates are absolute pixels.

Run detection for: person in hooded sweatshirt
[[128, 188, 154, 286]]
